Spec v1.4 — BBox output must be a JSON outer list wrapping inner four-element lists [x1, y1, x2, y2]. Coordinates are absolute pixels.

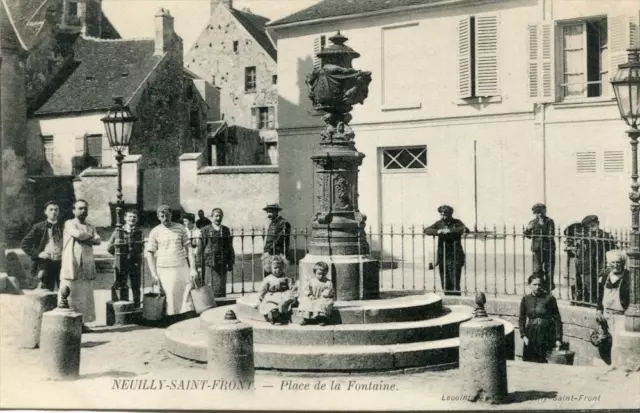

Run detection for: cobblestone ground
[[1, 323, 638, 410]]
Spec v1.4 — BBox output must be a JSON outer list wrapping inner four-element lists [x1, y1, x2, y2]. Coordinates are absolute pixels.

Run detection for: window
[[190, 110, 201, 139], [576, 151, 596, 173], [272, 75, 278, 85], [251, 107, 275, 130], [245, 66, 256, 92], [68, 1, 78, 17], [186, 84, 193, 99], [85, 134, 103, 166], [559, 18, 608, 99], [233, 41, 239, 52], [382, 147, 427, 171], [42, 135, 54, 165], [313, 35, 326, 69], [458, 14, 500, 99], [212, 75, 216, 85]]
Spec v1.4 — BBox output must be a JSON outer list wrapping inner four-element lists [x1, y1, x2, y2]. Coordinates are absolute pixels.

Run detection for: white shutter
[[75, 134, 85, 155], [528, 24, 539, 99], [458, 17, 473, 99], [540, 21, 555, 102], [475, 14, 500, 97], [313, 35, 326, 69], [528, 21, 555, 102], [609, 14, 638, 95]]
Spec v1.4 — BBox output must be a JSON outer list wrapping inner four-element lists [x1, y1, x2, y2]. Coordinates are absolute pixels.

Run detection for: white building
[[267, 0, 639, 233]]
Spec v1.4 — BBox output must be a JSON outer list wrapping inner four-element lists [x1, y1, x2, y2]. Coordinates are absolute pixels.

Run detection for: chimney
[[211, 0, 233, 11], [79, 0, 103, 38], [154, 8, 174, 56]]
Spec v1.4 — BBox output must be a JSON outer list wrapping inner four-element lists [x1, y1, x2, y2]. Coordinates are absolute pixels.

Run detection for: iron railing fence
[[124, 225, 631, 308]]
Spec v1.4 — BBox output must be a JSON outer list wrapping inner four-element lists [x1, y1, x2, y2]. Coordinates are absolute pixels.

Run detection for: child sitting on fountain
[[255, 255, 298, 324], [298, 261, 334, 326]]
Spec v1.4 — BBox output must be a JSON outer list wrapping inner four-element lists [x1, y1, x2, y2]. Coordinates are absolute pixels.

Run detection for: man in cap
[[263, 204, 292, 266], [524, 203, 556, 290], [574, 215, 616, 304], [424, 205, 470, 296]]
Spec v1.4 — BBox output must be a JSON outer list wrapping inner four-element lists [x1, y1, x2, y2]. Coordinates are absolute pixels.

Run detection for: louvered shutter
[[528, 24, 539, 99], [540, 22, 555, 102], [268, 107, 275, 129], [475, 14, 499, 97], [75, 134, 86, 155], [458, 17, 473, 98], [313, 35, 326, 69], [528, 21, 555, 102], [251, 107, 258, 129], [608, 14, 639, 95]]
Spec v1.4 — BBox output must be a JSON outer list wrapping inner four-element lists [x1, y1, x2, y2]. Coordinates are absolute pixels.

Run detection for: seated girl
[[297, 261, 334, 326], [255, 255, 298, 324]]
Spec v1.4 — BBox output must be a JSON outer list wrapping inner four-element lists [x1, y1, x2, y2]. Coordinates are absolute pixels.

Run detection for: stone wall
[[72, 155, 141, 227], [184, 2, 277, 129], [442, 296, 602, 366], [180, 153, 278, 230]]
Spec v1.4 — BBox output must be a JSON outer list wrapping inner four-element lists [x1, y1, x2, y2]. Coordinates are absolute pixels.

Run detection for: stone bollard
[[40, 286, 83, 380], [19, 286, 58, 348], [459, 292, 508, 404], [207, 310, 254, 391]]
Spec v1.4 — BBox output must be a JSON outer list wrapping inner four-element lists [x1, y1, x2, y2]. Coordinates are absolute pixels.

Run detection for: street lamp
[[101, 97, 137, 303], [611, 48, 640, 332]]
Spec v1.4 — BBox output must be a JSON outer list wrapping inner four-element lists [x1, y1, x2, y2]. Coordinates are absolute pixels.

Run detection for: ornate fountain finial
[[474, 292, 488, 318], [224, 310, 238, 321], [58, 285, 70, 309], [306, 31, 372, 146]]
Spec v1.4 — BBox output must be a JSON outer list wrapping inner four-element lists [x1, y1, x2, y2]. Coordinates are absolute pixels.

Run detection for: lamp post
[[101, 97, 137, 303], [611, 48, 640, 333]]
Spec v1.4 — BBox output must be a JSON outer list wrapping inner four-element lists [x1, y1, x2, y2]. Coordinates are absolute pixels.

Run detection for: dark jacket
[[596, 269, 630, 312], [106, 226, 144, 263], [575, 229, 616, 277], [21, 220, 63, 260], [524, 216, 556, 252], [518, 293, 563, 341], [201, 225, 235, 268], [423, 218, 469, 266], [264, 216, 292, 258]]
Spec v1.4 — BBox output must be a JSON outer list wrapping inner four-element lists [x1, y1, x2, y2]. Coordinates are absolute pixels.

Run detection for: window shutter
[[458, 17, 473, 99], [608, 14, 639, 95], [475, 14, 499, 97], [576, 151, 597, 173], [75, 134, 85, 155], [527, 24, 539, 99], [251, 107, 258, 129], [540, 21, 555, 102], [604, 150, 625, 172], [268, 107, 275, 129], [313, 35, 326, 69]]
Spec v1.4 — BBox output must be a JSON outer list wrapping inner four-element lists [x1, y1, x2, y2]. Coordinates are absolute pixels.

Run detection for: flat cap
[[532, 203, 546, 213], [263, 203, 282, 212], [581, 215, 599, 226]]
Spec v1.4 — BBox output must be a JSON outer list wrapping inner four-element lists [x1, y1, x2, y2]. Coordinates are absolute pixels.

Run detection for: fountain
[[164, 32, 514, 372]]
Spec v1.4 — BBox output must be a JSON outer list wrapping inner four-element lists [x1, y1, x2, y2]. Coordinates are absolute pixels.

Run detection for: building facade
[[268, 0, 639, 233], [185, 0, 279, 164]]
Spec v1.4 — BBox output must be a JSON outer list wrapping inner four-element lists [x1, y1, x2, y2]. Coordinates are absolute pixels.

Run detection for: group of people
[[21, 199, 102, 332]]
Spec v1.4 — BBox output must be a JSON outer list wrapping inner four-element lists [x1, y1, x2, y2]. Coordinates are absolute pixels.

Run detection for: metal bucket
[[190, 284, 216, 314], [546, 349, 575, 365], [142, 291, 165, 321]]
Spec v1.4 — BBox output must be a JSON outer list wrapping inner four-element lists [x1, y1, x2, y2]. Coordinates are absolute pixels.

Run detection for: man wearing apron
[[595, 250, 630, 364]]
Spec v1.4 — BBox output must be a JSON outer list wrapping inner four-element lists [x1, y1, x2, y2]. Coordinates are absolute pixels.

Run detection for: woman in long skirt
[[145, 205, 198, 321], [519, 274, 563, 363]]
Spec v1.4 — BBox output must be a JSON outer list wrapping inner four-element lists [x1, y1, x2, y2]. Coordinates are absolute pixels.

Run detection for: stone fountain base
[[164, 292, 515, 372]]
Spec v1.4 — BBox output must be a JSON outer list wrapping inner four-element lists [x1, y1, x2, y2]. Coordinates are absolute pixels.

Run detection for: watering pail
[[142, 287, 165, 321], [190, 284, 216, 314]]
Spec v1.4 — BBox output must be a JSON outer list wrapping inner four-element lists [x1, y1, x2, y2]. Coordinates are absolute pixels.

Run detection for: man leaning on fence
[[423, 205, 469, 296], [523, 203, 556, 291], [571, 215, 616, 305]]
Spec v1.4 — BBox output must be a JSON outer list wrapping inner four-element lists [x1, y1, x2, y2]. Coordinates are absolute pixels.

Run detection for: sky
[[102, 0, 321, 54]]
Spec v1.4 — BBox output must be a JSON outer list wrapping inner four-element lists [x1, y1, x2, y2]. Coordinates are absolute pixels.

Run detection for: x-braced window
[[382, 147, 427, 170]]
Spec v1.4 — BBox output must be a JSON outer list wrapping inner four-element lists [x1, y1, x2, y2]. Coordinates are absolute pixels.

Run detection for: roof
[[268, 0, 447, 27], [34, 37, 163, 116], [231, 8, 277, 61], [1, 0, 51, 50]]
